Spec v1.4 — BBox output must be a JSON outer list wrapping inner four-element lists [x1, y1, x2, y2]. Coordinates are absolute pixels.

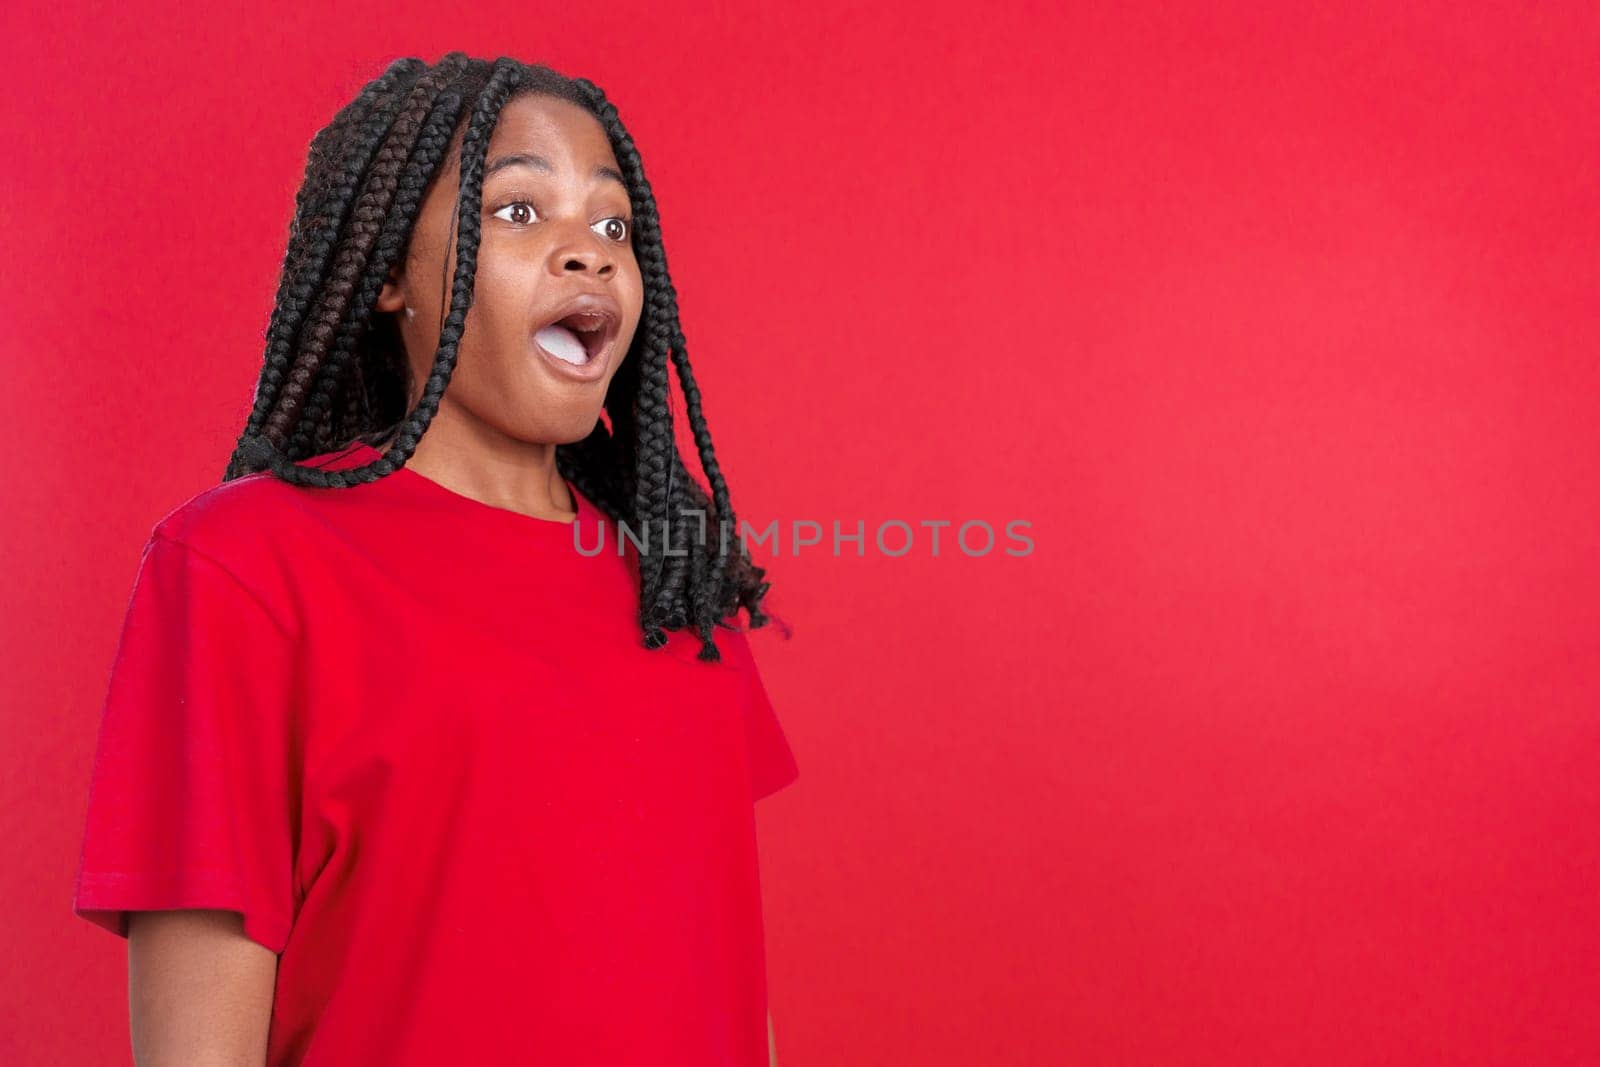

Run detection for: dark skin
[[375, 93, 645, 523]]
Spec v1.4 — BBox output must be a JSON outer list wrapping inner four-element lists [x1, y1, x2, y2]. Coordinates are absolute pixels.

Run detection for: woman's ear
[[376, 268, 405, 313]]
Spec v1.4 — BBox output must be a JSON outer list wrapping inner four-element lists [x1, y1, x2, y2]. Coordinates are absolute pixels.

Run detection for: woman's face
[[377, 92, 645, 445]]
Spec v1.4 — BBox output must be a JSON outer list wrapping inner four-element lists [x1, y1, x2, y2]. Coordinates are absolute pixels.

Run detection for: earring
[[405, 306, 416, 320]]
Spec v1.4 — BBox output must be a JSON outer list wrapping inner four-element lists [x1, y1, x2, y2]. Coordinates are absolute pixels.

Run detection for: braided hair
[[221, 53, 773, 662]]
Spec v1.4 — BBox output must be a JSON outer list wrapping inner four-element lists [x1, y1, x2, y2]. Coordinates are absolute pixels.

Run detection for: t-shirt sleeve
[[732, 632, 799, 802], [72, 533, 300, 955]]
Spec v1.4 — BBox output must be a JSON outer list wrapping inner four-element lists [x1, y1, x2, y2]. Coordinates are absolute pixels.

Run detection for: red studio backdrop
[[3, 3, 1597, 1064]]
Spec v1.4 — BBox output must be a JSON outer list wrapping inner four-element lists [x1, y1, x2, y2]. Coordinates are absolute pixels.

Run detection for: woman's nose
[[550, 231, 616, 276]]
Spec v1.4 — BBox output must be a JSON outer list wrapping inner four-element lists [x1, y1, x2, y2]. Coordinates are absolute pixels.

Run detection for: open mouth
[[534, 309, 618, 367]]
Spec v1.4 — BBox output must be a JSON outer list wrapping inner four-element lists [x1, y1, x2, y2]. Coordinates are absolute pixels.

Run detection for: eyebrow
[[483, 152, 627, 190]]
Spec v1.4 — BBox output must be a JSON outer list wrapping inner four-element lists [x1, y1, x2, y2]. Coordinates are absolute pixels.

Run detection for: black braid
[[289, 58, 474, 458], [222, 54, 776, 661], [230, 58, 424, 474]]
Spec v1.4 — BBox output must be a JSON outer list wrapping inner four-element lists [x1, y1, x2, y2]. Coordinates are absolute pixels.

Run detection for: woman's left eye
[[593, 216, 632, 243]]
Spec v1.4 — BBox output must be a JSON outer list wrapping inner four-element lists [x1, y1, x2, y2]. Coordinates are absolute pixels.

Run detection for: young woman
[[71, 53, 797, 1066]]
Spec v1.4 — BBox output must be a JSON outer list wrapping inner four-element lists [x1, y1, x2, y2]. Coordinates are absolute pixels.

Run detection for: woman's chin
[[525, 409, 609, 445]]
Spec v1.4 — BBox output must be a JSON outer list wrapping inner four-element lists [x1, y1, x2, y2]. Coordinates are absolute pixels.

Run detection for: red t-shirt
[[72, 441, 799, 1065]]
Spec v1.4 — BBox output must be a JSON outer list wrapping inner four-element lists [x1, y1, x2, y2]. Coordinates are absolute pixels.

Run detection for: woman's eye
[[594, 216, 632, 243], [492, 201, 537, 225]]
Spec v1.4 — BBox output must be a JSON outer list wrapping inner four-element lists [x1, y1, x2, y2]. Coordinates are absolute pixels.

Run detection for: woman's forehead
[[443, 95, 616, 177], [492, 97, 613, 162]]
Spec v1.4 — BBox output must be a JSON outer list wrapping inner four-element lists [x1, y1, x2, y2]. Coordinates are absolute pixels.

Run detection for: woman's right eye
[[492, 201, 537, 225]]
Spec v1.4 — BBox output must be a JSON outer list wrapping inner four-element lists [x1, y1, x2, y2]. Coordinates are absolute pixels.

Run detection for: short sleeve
[[71, 533, 300, 955], [728, 631, 799, 802]]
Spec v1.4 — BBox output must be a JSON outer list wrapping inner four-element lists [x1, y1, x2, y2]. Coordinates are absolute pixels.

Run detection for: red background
[[4, 3, 1598, 1063]]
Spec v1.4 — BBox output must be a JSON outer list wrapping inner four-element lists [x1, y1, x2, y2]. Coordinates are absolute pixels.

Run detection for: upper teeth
[[563, 314, 607, 332]]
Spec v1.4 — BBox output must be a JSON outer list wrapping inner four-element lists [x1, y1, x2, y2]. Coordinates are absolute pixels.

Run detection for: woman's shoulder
[[146, 446, 368, 579]]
